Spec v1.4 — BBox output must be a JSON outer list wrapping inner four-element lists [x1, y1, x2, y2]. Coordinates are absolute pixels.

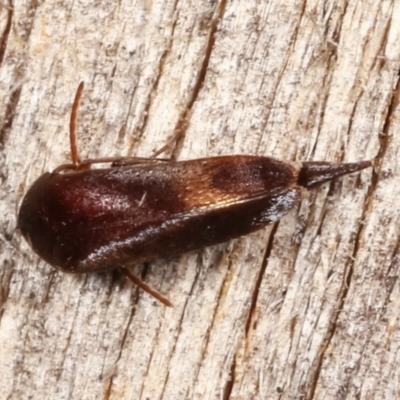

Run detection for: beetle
[[18, 83, 371, 306]]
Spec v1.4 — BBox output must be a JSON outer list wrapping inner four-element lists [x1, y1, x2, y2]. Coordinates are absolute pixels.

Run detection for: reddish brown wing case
[[18, 155, 299, 273]]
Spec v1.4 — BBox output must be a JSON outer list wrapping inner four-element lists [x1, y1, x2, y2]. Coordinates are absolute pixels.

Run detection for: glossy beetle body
[[18, 155, 371, 275], [18, 156, 299, 273]]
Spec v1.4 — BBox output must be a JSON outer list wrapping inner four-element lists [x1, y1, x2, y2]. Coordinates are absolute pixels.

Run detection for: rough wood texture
[[0, 1, 399, 399]]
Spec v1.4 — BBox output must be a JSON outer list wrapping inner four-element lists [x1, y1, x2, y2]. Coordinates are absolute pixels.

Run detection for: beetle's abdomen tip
[[298, 160, 372, 189]]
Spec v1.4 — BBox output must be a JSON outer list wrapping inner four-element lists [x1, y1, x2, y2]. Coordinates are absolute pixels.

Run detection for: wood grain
[[1, 1, 399, 399]]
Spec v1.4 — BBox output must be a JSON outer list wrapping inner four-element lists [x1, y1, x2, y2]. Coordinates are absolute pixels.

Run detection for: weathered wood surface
[[1, 1, 399, 399]]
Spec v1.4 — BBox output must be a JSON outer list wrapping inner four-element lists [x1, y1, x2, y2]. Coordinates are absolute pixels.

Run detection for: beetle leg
[[119, 267, 172, 307], [151, 114, 189, 158]]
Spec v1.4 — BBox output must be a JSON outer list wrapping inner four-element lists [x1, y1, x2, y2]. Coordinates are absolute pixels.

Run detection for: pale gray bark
[[1, 1, 399, 399]]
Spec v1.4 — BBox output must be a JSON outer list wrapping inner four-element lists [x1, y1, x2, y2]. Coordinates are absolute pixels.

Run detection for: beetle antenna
[[70, 82, 85, 166]]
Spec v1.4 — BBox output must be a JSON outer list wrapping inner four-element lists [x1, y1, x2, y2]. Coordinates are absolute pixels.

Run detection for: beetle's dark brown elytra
[[18, 83, 371, 306]]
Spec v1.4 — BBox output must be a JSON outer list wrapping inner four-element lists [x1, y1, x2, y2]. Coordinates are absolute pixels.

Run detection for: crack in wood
[[0, 0, 13, 67]]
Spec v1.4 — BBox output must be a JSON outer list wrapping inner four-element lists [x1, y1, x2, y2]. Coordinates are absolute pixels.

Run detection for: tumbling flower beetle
[[18, 83, 371, 306]]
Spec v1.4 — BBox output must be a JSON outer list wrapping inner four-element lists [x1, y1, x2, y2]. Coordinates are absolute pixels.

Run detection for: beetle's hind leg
[[107, 118, 188, 167], [150, 111, 190, 158], [119, 267, 172, 307]]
